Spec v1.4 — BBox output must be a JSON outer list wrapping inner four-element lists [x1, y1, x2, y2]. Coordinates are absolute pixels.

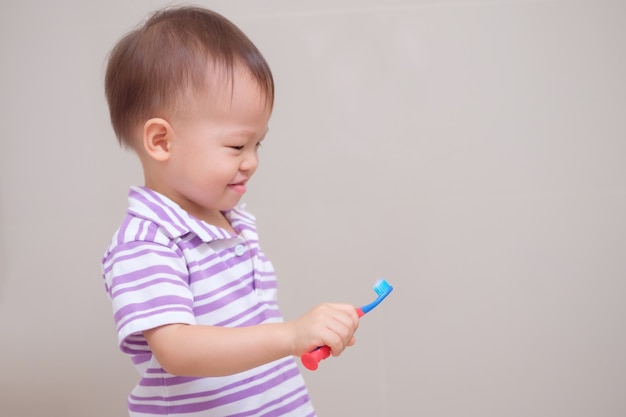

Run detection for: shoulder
[[103, 214, 180, 263]]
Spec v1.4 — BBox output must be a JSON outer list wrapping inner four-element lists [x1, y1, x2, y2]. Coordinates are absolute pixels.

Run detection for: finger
[[323, 319, 357, 356], [327, 303, 360, 319]]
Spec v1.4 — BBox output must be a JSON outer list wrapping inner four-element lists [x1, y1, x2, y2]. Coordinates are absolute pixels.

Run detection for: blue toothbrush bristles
[[373, 278, 393, 296]]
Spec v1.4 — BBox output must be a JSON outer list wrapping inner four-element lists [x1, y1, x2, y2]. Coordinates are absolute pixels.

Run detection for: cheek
[[176, 143, 213, 168], [170, 148, 211, 183]]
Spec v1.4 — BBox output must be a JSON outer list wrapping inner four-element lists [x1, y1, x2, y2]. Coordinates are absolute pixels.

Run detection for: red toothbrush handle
[[301, 308, 365, 370], [301, 346, 330, 370]]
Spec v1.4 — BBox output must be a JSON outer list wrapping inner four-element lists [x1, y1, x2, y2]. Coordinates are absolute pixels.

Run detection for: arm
[[144, 302, 360, 377]]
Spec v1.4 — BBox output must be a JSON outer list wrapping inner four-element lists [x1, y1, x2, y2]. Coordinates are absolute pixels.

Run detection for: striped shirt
[[102, 186, 315, 417]]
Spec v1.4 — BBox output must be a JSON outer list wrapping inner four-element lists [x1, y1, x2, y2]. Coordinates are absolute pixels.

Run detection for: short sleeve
[[103, 240, 196, 354]]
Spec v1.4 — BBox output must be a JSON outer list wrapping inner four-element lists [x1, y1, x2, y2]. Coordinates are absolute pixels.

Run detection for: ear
[[142, 118, 173, 162]]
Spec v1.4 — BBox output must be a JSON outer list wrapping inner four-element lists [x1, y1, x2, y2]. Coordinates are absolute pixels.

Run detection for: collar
[[126, 186, 255, 243]]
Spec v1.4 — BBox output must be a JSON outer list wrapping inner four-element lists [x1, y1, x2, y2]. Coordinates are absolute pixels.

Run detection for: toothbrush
[[300, 278, 394, 371]]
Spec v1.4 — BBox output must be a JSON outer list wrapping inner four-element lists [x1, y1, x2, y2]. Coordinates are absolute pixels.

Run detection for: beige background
[[1, 0, 625, 416]]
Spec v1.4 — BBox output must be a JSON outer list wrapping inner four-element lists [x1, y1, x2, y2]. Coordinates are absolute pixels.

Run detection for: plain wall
[[1, 0, 625, 416]]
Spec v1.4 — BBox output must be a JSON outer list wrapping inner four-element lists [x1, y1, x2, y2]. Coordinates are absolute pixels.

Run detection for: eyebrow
[[232, 127, 269, 139]]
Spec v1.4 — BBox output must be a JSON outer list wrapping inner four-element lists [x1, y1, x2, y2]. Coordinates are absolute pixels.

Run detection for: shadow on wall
[[0, 403, 75, 417], [0, 376, 132, 417], [0, 236, 5, 301]]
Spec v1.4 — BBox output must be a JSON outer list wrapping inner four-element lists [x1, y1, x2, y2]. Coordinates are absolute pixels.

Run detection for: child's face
[[156, 68, 271, 222]]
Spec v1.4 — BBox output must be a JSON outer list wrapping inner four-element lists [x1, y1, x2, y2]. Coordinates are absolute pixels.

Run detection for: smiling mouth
[[228, 180, 248, 194], [230, 178, 247, 187]]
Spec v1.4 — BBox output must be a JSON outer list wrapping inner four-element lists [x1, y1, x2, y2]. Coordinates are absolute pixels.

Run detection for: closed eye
[[229, 142, 262, 151]]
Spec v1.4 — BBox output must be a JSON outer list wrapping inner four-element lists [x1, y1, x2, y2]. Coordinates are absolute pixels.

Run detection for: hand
[[288, 303, 360, 357]]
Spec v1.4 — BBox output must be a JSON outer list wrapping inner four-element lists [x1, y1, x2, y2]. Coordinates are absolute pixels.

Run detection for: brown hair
[[104, 6, 274, 149]]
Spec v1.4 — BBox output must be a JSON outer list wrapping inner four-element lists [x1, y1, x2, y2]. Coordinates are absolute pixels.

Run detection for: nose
[[240, 148, 258, 174]]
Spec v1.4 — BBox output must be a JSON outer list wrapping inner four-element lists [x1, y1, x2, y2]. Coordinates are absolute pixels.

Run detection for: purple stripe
[[226, 214, 256, 228], [139, 374, 199, 387], [192, 272, 253, 303], [103, 242, 181, 275], [216, 303, 268, 327], [234, 223, 257, 234], [116, 216, 133, 246], [140, 359, 291, 391], [182, 235, 205, 251], [192, 284, 256, 318], [197, 264, 252, 291], [254, 278, 277, 291], [258, 389, 311, 417], [237, 306, 282, 327], [122, 337, 149, 349], [188, 257, 230, 280], [229, 212, 254, 225], [130, 364, 303, 414], [192, 218, 227, 240], [143, 221, 159, 241], [111, 262, 185, 283], [111, 261, 186, 286], [185, 248, 220, 269], [229, 211, 255, 226], [228, 386, 309, 417], [117, 215, 165, 245], [112, 276, 188, 298], [130, 188, 188, 235], [187, 250, 253, 281], [114, 295, 192, 324], [131, 354, 151, 365], [133, 220, 147, 241], [113, 242, 178, 264], [121, 343, 151, 356], [117, 304, 193, 334]]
